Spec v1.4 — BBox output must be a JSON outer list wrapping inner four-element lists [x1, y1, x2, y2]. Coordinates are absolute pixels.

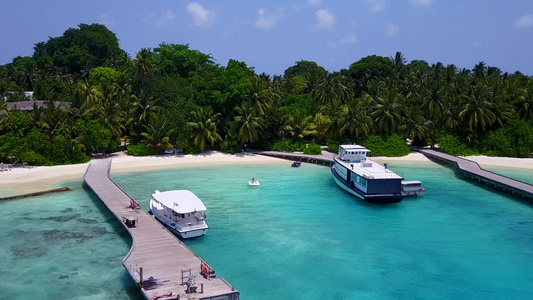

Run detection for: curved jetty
[[418, 149, 533, 198], [84, 159, 239, 300]]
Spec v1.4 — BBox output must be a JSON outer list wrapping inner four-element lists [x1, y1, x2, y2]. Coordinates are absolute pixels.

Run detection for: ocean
[[1, 161, 532, 299]]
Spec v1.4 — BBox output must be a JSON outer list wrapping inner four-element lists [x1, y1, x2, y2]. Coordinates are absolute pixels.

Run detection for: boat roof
[[335, 157, 403, 180], [340, 144, 370, 151], [151, 190, 206, 213], [401, 180, 422, 185]]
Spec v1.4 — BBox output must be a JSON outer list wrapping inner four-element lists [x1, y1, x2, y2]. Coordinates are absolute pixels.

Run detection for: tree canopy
[[1, 23, 533, 165]]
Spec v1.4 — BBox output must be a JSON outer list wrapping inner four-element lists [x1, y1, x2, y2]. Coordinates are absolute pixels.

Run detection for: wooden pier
[[256, 150, 335, 166], [83, 159, 239, 300], [417, 149, 533, 198]]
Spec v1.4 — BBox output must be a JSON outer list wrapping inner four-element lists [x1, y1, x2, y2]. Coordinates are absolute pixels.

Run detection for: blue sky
[[1, 0, 532, 76]]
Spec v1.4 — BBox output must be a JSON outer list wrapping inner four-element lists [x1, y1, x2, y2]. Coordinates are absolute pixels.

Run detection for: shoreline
[[1, 151, 532, 196]]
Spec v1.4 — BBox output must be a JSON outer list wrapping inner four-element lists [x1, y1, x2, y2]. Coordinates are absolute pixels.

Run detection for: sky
[[1, 0, 533, 76]]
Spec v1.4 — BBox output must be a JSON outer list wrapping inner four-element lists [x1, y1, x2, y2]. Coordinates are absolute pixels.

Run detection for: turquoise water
[[485, 167, 533, 185], [1, 162, 533, 299], [0, 181, 142, 300]]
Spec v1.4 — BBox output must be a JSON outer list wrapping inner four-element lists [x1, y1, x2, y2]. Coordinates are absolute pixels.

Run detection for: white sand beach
[[0, 151, 286, 194], [1, 150, 532, 196]]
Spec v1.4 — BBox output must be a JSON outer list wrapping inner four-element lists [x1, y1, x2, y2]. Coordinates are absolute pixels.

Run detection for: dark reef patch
[[11, 246, 47, 259], [41, 214, 81, 223]]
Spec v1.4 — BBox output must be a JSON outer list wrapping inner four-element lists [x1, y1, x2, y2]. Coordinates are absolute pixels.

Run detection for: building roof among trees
[[6, 101, 70, 111]]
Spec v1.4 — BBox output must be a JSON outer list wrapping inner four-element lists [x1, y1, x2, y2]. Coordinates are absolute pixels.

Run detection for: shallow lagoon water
[[0, 181, 142, 300], [1, 162, 533, 299]]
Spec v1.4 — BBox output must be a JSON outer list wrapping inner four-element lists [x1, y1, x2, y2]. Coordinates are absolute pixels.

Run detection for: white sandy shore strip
[[0, 151, 286, 194], [373, 152, 533, 171], [0, 151, 532, 195]]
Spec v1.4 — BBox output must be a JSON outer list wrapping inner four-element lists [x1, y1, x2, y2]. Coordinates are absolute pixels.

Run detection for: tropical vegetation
[[1, 23, 533, 165]]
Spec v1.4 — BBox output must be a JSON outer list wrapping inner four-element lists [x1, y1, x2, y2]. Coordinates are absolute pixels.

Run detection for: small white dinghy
[[248, 178, 260, 186]]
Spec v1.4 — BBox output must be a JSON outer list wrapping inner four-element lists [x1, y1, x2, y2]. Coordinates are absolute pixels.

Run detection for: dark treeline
[[1, 23, 533, 165]]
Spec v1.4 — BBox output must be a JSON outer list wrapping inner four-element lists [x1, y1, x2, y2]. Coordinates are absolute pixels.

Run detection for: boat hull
[[152, 213, 208, 239], [331, 166, 403, 204]]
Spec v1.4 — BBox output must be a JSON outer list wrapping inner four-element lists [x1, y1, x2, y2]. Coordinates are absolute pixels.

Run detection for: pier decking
[[84, 159, 239, 300], [417, 149, 533, 198], [256, 150, 335, 166]]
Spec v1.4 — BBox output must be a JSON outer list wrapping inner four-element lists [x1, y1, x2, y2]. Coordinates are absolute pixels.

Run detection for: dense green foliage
[[1, 23, 533, 165], [481, 120, 533, 157], [126, 144, 163, 156], [303, 143, 322, 155], [438, 135, 479, 156], [362, 134, 411, 157], [271, 140, 305, 152]]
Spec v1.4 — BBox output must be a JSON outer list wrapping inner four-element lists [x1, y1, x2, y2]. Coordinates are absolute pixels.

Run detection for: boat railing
[[370, 157, 405, 177], [350, 164, 402, 179]]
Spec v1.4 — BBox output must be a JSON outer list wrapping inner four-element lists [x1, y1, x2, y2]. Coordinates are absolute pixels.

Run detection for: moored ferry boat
[[149, 190, 208, 238], [331, 144, 405, 203]]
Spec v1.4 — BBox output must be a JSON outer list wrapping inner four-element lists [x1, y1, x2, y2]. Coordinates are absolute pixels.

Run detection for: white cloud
[[513, 14, 533, 28], [360, 0, 386, 13], [384, 23, 398, 37], [314, 9, 335, 31], [99, 14, 115, 29], [308, 0, 322, 6], [255, 7, 284, 30], [409, 0, 434, 6], [156, 9, 175, 27], [340, 33, 358, 44], [187, 2, 213, 28]]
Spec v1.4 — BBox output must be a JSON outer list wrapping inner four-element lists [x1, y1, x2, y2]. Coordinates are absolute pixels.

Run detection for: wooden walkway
[[84, 159, 239, 300], [417, 149, 533, 198], [255, 150, 335, 166]]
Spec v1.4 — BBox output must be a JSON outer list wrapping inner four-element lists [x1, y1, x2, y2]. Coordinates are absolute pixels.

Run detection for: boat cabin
[[151, 190, 206, 224], [339, 145, 370, 163]]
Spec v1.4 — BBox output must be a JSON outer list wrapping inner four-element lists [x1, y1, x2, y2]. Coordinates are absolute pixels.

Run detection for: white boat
[[248, 178, 260, 186], [149, 190, 208, 238], [331, 144, 405, 203]]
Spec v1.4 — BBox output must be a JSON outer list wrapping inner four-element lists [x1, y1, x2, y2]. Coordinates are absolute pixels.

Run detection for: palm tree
[[314, 75, 338, 107], [392, 51, 407, 67], [371, 87, 405, 134], [130, 90, 160, 142], [246, 76, 275, 115], [40, 101, 70, 140], [77, 80, 102, 105], [281, 109, 317, 140], [338, 97, 373, 139], [421, 81, 447, 122], [135, 48, 155, 89], [513, 82, 533, 122], [486, 78, 514, 128], [313, 113, 335, 141], [459, 83, 496, 131], [473, 61, 487, 78], [97, 99, 127, 140], [187, 106, 222, 151], [141, 117, 175, 149], [400, 106, 428, 144], [233, 101, 263, 144]]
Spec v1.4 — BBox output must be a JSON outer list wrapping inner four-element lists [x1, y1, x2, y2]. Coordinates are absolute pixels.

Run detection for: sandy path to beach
[[0, 151, 532, 195]]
